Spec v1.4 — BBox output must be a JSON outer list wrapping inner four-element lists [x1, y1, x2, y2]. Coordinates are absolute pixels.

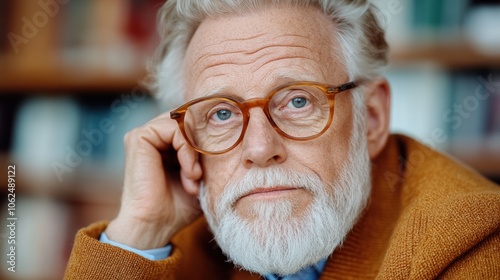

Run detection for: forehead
[[183, 5, 345, 99]]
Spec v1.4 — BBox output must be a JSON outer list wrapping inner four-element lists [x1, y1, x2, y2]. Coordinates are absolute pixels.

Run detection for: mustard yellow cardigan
[[65, 135, 500, 279]]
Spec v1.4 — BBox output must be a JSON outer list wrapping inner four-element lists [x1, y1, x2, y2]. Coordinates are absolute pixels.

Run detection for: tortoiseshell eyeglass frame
[[170, 81, 359, 155]]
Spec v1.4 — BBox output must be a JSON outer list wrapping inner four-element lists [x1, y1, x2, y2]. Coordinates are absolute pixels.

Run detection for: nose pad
[[241, 108, 287, 168]]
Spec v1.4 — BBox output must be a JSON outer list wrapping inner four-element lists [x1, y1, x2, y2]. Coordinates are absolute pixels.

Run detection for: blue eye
[[215, 109, 232, 121], [288, 97, 308, 108]]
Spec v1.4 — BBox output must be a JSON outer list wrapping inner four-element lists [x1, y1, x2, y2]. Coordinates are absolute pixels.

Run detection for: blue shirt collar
[[264, 258, 328, 280]]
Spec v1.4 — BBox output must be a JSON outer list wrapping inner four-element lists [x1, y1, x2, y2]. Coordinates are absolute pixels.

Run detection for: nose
[[241, 108, 287, 168]]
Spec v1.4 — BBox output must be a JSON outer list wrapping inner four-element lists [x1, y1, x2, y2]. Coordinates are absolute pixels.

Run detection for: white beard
[[199, 116, 371, 276]]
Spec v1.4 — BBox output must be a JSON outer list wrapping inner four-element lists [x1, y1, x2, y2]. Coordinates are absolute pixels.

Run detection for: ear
[[364, 78, 391, 160]]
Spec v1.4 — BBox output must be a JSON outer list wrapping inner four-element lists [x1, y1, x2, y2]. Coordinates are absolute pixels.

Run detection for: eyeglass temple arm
[[329, 81, 359, 94]]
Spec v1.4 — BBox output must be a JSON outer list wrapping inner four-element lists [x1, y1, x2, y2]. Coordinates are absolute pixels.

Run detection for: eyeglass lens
[[183, 85, 331, 153]]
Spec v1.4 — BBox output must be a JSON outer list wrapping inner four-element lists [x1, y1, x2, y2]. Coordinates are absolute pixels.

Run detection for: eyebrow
[[272, 72, 319, 86], [200, 87, 229, 98]]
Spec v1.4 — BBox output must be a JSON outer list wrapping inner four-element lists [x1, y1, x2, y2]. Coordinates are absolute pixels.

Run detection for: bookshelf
[[382, 0, 500, 182], [0, 55, 146, 92], [452, 147, 500, 177], [0, 0, 499, 279], [0, 157, 122, 206], [0, 0, 161, 279], [391, 40, 500, 69], [388, 40, 500, 177]]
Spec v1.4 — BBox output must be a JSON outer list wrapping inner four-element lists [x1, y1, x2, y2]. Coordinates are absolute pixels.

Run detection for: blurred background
[[0, 0, 499, 279]]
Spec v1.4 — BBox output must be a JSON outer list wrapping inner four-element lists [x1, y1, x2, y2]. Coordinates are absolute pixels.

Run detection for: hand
[[105, 112, 202, 249]]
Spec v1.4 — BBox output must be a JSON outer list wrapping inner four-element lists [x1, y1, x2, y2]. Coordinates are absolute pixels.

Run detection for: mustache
[[216, 166, 325, 211]]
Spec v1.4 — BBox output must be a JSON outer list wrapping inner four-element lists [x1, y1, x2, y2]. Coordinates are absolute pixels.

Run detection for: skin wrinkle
[[200, 47, 312, 73], [190, 32, 323, 84], [198, 40, 311, 64], [198, 32, 268, 50], [200, 70, 324, 105], [253, 55, 318, 75], [190, 36, 339, 99], [199, 33, 313, 60], [183, 8, 342, 99], [183, 5, 353, 218], [195, 43, 315, 74], [197, 59, 326, 99], [192, 33, 268, 67], [195, 54, 330, 99]]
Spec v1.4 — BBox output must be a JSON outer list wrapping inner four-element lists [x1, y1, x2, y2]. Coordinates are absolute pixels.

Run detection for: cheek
[[201, 154, 240, 203], [300, 96, 354, 183]]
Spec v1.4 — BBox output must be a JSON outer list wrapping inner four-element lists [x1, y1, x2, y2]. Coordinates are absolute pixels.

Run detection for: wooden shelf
[[2, 39, 498, 93], [0, 66, 146, 93], [0, 53, 148, 93], [0, 0, 155, 94], [455, 153, 500, 177], [390, 40, 500, 69], [0, 179, 122, 206], [449, 143, 500, 177], [0, 153, 122, 205]]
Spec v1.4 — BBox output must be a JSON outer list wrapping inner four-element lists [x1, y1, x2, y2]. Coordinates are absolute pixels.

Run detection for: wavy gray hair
[[147, 0, 388, 110]]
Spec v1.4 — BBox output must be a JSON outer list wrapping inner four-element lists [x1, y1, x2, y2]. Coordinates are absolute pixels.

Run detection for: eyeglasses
[[170, 81, 358, 155]]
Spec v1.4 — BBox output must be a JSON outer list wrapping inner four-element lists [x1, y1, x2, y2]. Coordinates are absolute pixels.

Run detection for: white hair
[[146, 0, 388, 109]]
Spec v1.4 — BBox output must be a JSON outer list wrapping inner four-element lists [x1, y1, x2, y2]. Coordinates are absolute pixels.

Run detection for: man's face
[[184, 5, 354, 218], [182, 4, 370, 276]]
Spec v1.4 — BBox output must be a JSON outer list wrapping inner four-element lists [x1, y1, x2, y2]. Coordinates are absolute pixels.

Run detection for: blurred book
[[487, 92, 500, 137], [11, 97, 81, 187], [447, 71, 488, 148], [74, 99, 113, 180], [105, 94, 160, 177], [410, 0, 469, 37], [0, 0, 13, 52], [484, 72, 500, 150], [0, 96, 22, 153], [9, 91, 160, 189], [387, 66, 451, 150], [59, 0, 91, 51], [125, 0, 164, 52], [464, 3, 500, 54], [0, 197, 70, 280]]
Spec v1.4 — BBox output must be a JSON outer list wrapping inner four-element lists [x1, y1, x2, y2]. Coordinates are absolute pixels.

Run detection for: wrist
[[105, 218, 175, 250], [100, 232, 173, 260]]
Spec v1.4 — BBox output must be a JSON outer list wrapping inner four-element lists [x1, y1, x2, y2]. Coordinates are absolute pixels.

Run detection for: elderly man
[[65, 0, 500, 279]]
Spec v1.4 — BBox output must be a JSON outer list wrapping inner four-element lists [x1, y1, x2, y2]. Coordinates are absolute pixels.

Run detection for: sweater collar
[[320, 134, 407, 279]]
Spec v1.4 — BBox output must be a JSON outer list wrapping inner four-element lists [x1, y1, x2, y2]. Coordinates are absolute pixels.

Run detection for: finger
[[122, 114, 179, 198], [137, 113, 178, 151], [173, 125, 202, 195], [181, 167, 201, 196], [140, 113, 202, 190]]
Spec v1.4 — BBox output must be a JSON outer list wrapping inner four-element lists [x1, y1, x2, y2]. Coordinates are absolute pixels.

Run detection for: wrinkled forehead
[[191, 5, 331, 47], [182, 5, 345, 99]]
